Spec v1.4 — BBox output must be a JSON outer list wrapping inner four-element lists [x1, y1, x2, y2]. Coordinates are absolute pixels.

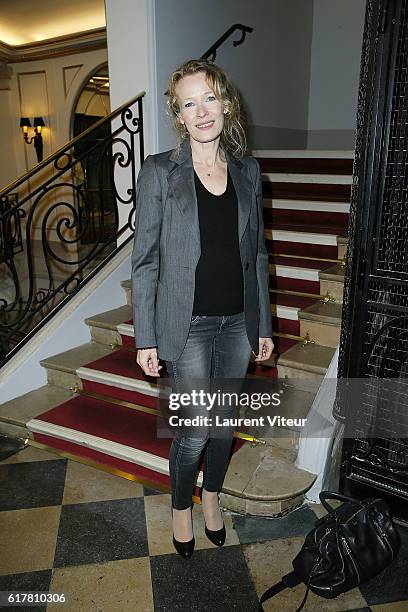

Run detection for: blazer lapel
[[167, 138, 254, 246], [167, 158, 201, 247], [225, 149, 253, 243]]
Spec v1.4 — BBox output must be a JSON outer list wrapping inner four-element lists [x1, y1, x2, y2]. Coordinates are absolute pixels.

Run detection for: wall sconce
[[19, 116, 45, 163]]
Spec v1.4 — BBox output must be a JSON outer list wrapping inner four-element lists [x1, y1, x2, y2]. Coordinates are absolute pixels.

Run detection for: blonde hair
[[166, 59, 247, 158]]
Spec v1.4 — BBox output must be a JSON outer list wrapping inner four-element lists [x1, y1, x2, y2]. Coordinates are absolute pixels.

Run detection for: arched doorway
[[72, 64, 110, 137], [70, 64, 116, 245]]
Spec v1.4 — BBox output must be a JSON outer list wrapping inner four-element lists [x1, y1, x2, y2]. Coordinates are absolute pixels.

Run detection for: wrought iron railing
[[201, 23, 253, 62], [0, 91, 145, 367], [0, 193, 23, 263], [164, 23, 253, 94]]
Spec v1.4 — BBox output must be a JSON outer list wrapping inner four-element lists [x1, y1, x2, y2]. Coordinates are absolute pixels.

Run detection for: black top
[[192, 168, 244, 315]]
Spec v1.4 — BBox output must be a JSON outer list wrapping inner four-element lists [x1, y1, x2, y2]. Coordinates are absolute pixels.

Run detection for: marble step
[[320, 263, 345, 302], [121, 245, 346, 308], [220, 441, 316, 516], [0, 382, 316, 516], [258, 159, 353, 176], [38, 336, 279, 401], [269, 263, 321, 282], [319, 263, 346, 283], [0, 385, 74, 436], [276, 343, 336, 393], [252, 149, 354, 159], [263, 204, 348, 233], [265, 228, 339, 246], [123, 279, 314, 309], [247, 383, 316, 453], [122, 278, 326, 310], [84, 300, 294, 352], [120, 281, 305, 327], [261, 172, 352, 185], [261, 181, 350, 202], [263, 199, 350, 213], [115, 279, 341, 356], [85, 304, 132, 344], [36, 332, 319, 452], [83, 304, 284, 370], [39, 342, 114, 389], [121, 280, 132, 307], [337, 236, 348, 260], [299, 302, 342, 348]]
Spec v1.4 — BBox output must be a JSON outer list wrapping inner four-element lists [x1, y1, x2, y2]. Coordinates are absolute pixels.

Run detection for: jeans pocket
[[190, 315, 204, 325]]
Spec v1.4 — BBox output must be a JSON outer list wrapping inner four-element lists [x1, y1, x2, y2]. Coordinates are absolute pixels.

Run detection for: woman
[[131, 59, 273, 558]]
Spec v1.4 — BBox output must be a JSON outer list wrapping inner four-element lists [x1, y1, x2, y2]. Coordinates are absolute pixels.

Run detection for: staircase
[[0, 149, 352, 517], [251, 149, 350, 394]]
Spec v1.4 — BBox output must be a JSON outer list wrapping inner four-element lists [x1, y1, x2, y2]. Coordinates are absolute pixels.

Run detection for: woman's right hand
[[136, 347, 162, 377]]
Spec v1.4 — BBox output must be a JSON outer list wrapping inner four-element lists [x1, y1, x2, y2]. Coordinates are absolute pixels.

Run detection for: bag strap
[[258, 571, 301, 611], [319, 490, 366, 514], [259, 554, 325, 612], [294, 554, 327, 612]]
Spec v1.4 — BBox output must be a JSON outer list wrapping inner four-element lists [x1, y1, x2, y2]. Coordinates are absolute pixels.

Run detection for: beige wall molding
[[63, 64, 83, 97], [0, 28, 107, 63], [0, 61, 13, 89], [0, 47, 108, 188]]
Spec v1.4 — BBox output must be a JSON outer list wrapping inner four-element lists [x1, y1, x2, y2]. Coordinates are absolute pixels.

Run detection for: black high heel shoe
[[171, 506, 195, 558], [172, 534, 195, 558], [200, 489, 226, 547], [204, 523, 226, 547]]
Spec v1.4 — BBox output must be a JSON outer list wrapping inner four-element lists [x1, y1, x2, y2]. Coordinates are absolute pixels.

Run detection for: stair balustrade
[[0, 91, 145, 367]]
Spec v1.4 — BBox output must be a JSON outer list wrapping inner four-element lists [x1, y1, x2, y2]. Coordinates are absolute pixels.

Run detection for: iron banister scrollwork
[[201, 23, 253, 63], [163, 23, 253, 95], [0, 91, 145, 367], [0, 193, 23, 263], [0, 91, 145, 206]]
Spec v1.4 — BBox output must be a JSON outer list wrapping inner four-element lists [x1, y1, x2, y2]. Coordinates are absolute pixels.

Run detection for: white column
[[295, 347, 341, 502], [105, 0, 158, 244]]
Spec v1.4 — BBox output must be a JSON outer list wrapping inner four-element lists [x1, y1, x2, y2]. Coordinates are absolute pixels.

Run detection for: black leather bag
[[259, 491, 401, 611]]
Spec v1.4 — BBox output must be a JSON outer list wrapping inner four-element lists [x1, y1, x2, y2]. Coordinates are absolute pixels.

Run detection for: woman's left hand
[[253, 337, 274, 361]]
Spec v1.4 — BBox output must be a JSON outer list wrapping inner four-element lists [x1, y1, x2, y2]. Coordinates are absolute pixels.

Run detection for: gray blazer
[[131, 137, 272, 362]]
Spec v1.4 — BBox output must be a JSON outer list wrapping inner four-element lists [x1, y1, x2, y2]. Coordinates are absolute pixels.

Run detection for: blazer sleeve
[[131, 154, 163, 349], [250, 157, 273, 338]]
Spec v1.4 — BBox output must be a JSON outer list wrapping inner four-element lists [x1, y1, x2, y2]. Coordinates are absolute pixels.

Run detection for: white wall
[[154, 0, 367, 151], [105, 0, 158, 154], [102, 0, 366, 153], [307, 0, 367, 149], [105, 0, 158, 242], [154, 0, 314, 151]]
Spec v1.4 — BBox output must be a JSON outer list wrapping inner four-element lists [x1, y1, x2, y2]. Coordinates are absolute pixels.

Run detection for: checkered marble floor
[[1, 444, 407, 612]]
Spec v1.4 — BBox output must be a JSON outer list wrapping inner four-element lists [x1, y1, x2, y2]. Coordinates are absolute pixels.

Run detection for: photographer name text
[[167, 415, 307, 427]]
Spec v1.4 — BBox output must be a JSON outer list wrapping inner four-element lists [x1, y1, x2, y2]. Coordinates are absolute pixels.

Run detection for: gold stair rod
[[272, 331, 315, 345], [28, 438, 173, 492], [71, 386, 158, 415], [271, 253, 346, 266], [234, 431, 266, 445], [270, 288, 336, 302], [71, 387, 266, 446]]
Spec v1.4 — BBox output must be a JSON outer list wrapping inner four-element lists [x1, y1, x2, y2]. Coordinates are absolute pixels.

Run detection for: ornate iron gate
[[336, 0, 408, 520]]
